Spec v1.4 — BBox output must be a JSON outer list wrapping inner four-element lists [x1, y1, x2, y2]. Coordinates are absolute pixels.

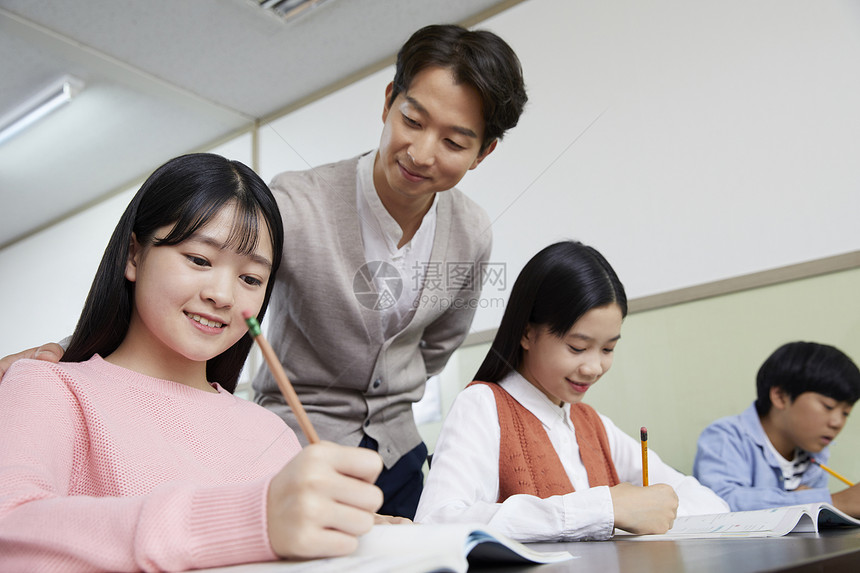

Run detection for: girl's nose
[[578, 354, 603, 379], [201, 273, 235, 308]]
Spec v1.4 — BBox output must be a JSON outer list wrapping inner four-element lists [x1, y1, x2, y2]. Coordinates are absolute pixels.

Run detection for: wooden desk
[[502, 529, 860, 572]]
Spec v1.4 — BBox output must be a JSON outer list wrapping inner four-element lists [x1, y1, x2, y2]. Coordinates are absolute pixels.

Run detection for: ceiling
[[0, 0, 516, 249]]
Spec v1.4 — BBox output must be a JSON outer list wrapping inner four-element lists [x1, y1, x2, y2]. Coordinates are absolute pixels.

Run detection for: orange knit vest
[[470, 381, 620, 502]]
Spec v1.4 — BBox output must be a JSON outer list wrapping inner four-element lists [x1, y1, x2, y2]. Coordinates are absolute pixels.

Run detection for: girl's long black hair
[[474, 241, 627, 383], [62, 153, 284, 392]]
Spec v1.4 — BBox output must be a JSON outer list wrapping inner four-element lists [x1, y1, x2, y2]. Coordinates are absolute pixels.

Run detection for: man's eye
[[186, 255, 209, 266]]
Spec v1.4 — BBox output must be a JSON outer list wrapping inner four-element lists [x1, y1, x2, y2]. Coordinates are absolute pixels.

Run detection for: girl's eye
[[186, 255, 209, 267], [568, 346, 584, 353], [603, 348, 615, 354], [241, 275, 263, 287]]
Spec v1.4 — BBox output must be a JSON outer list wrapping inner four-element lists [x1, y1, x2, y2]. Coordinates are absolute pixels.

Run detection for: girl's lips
[[185, 312, 226, 333], [568, 380, 590, 393]]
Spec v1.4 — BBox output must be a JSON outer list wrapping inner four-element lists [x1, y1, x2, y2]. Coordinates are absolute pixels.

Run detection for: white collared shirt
[[415, 371, 730, 542], [356, 151, 437, 337]]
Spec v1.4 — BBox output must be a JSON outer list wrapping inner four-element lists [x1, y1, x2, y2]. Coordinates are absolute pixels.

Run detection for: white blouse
[[415, 371, 729, 541]]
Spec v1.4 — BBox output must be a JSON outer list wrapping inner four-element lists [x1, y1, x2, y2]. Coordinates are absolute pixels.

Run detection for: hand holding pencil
[[243, 312, 391, 557]]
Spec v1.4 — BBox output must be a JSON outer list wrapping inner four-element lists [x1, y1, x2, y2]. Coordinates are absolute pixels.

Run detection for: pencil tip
[[242, 310, 253, 319]]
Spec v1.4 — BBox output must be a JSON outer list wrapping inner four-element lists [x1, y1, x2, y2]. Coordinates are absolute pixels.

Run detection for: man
[[257, 24, 526, 518]]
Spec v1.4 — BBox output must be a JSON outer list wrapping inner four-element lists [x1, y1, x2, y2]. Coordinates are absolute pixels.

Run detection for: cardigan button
[[373, 378, 382, 389]]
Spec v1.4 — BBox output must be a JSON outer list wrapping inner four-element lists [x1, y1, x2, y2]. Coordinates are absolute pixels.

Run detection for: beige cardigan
[[252, 154, 492, 467]]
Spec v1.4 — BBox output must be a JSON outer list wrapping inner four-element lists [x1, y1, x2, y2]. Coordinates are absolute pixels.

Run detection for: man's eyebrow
[[404, 95, 479, 139], [190, 235, 273, 270]]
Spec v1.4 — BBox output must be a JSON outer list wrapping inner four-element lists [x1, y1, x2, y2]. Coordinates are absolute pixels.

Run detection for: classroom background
[[2, 0, 859, 486]]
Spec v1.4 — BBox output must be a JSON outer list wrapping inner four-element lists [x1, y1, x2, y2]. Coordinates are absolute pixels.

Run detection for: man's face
[[373, 66, 496, 206]]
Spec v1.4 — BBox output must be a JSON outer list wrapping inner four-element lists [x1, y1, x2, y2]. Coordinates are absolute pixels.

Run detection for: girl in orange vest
[[415, 241, 728, 541]]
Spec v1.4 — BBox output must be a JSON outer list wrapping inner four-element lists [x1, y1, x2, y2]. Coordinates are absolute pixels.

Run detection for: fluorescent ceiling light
[[0, 75, 84, 146], [256, 0, 332, 21]]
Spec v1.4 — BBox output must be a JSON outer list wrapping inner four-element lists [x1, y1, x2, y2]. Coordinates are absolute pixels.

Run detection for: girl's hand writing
[[609, 482, 678, 535], [266, 441, 384, 559]]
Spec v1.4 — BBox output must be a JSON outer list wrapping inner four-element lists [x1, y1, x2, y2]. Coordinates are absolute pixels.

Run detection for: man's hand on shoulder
[[0, 343, 64, 379]]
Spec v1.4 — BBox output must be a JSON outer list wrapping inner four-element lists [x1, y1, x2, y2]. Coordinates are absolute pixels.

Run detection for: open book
[[622, 502, 860, 540], [202, 523, 575, 572]]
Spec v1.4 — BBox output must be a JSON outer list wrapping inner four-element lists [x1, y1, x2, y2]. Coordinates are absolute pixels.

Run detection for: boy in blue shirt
[[694, 341, 860, 516]]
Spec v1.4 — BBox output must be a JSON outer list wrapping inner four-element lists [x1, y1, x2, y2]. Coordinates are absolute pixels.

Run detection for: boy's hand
[[266, 442, 384, 560], [609, 482, 679, 535], [0, 343, 65, 379], [831, 484, 860, 518]]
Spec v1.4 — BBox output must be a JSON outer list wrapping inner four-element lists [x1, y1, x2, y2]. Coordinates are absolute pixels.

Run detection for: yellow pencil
[[812, 458, 854, 487], [640, 427, 649, 487], [243, 311, 320, 444]]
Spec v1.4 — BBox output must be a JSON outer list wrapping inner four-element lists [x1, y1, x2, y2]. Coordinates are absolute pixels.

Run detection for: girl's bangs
[[154, 198, 265, 256]]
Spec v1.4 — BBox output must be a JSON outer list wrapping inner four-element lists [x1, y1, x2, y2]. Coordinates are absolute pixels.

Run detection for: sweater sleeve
[[693, 421, 832, 512], [0, 361, 278, 572], [415, 385, 614, 542]]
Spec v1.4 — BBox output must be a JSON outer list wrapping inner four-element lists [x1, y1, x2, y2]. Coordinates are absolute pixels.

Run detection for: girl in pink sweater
[[0, 154, 384, 571]]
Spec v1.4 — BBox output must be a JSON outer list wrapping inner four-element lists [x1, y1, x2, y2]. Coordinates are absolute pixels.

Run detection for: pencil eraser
[[242, 310, 254, 320], [640, 427, 648, 441]]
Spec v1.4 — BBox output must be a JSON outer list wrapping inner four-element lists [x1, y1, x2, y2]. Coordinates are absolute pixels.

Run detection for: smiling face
[[518, 304, 624, 406], [766, 389, 853, 457], [115, 203, 273, 389], [373, 65, 496, 212]]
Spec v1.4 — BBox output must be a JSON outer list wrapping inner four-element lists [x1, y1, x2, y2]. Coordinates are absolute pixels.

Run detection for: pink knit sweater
[[0, 356, 302, 571]]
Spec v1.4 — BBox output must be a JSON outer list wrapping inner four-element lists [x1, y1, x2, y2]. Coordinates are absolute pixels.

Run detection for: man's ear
[[470, 139, 498, 170], [382, 81, 395, 123], [124, 233, 142, 283]]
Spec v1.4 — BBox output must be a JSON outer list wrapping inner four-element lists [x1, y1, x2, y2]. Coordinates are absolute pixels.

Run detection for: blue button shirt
[[693, 403, 832, 511]]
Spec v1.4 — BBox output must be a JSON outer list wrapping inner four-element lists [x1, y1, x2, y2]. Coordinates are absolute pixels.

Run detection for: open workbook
[[202, 523, 575, 573], [622, 502, 860, 540]]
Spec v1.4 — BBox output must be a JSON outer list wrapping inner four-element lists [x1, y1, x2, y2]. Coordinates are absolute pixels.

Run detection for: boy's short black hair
[[754, 341, 860, 416], [389, 24, 528, 153]]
